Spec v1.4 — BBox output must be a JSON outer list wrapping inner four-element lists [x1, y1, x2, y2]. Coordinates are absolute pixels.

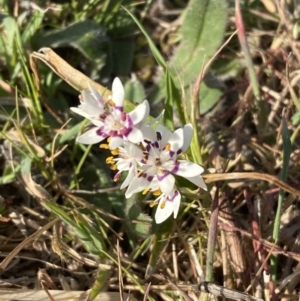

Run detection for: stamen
[[152, 189, 162, 196], [106, 156, 114, 164], [149, 200, 158, 208], [137, 170, 144, 177], [160, 200, 166, 209], [139, 143, 146, 151], [165, 143, 171, 151], [100, 143, 109, 149], [142, 188, 150, 195], [110, 164, 118, 170], [114, 173, 121, 182], [108, 99, 115, 106], [111, 149, 119, 156]]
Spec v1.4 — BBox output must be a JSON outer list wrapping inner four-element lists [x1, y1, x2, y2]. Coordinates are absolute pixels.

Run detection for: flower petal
[[87, 81, 105, 106], [127, 128, 143, 144], [70, 107, 92, 119], [156, 124, 172, 148], [172, 160, 204, 177], [125, 176, 150, 198], [158, 172, 175, 194], [155, 196, 174, 224], [128, 100, 149, 125], [182, 124, 193, 152], [76, 128, 106, 144], [120, 167, 136, 189], [141, 125, 157, 143], [168, 128, 184, 152], [185, 175, 207, 190], [112, 77, 124, 107], [172, 190, 181, 218], [109, 136, 124, 149]]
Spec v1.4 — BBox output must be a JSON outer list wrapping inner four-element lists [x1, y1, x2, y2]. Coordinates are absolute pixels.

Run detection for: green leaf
[[87, 266, 111, 301], [146, 218, 173, 277], [281, 112, 292, 181], [124, 197, 153, 244], [1, 16, 17, 56], [149, 0, 227, 109], [35, 20, 109, 63], [199, 81, 223, 115], [271, 110, 292, 279], [124, 77, 145, 103], [22, 11, 44, 44], [172, 0, 227, 84], [124, 7, 184, 126], [123, 7, 166, 70], [42, 200, 77, 228]]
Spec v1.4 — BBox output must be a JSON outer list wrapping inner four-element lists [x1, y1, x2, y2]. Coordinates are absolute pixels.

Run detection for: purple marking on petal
[[96, 127, 104, 136], [142, 173, 147, 178], [157, 170, 170, 181], [171, 161, 180, 174], [120, 127, 131, 136], [126, 115, 133, 127], [114, 105, 124, 112], [167, 190, 178, 202], [153, 141, 159, 149], [129, 162, 133, 168], [146, 145, 151, 152], [121, 111, 126, 121], [177, 149, 182, 155], [169, 150, 175, 157], [109, 130, 118, 136], [147, 175, 153, 182]]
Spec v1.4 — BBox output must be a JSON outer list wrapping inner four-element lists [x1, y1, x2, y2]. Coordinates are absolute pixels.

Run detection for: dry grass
[[1, 1, 300, 301]]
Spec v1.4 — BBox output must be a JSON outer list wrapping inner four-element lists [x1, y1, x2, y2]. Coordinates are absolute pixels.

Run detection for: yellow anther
[[106, 156, 114, 164], [165, 143, 171, 151], [152, 189, 162, 196], [108, 99, 115, 106], [142, 188, 150, 195], [160, 200, 166, 209], [110, 164, 118, 170], [100, 143, 109, 149], [149, 200, 158, 208], [111, 149, 119, 156]]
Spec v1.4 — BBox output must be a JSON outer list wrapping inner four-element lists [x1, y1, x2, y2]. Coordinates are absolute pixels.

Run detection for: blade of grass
[[271, 110, 291, 280], [123, 7, 185, 127], [235, 0, 266, 133]]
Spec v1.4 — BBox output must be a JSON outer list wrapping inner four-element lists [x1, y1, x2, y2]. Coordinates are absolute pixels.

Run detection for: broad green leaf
[[124, 77, 145, 103], [171, 0, 227, 85], [1, 16, 17, 56], [149, 0, 228, 113], [124, 197, 153, 247], [124, 7, 184, 126]]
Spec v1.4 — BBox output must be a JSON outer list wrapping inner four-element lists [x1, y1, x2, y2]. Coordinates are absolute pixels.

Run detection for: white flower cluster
[[71, 77, 207, 224]]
